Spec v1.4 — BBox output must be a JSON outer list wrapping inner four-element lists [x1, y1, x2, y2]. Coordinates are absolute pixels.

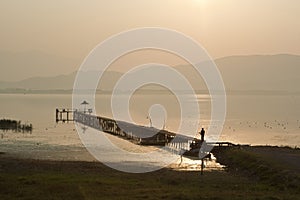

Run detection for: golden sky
[[0, 0, 299, 80]]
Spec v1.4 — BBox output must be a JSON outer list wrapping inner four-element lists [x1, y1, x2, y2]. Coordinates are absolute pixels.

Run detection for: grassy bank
[[213, 146, 300, 192], [0, 153, 299, 200]]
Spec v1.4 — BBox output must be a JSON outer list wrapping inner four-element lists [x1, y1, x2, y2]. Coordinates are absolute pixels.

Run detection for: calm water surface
[[1, 93, 299, 145], [0, 93, 299, 170]]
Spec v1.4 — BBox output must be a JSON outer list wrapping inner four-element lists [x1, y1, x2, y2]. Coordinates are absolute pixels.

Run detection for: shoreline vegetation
[[212, 146, 300, 190], [0, 119, 32, 133], [0, 145, 299, 199]]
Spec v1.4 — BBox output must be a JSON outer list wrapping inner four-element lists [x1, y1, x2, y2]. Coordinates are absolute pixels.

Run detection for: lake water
[[1, 93, 299, 145], [0, 93, 299, 171]]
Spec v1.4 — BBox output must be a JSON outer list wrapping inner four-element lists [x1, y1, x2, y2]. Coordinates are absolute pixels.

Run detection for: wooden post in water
[[56, 109, 59, 122], [201, 158, 204, 175]]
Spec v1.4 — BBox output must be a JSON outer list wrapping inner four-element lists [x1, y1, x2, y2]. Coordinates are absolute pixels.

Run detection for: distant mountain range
[[217, 54, 300, 92], [0, 54, 299, 93], [0, 71, 123, 91], [0, 51, 79, 82]]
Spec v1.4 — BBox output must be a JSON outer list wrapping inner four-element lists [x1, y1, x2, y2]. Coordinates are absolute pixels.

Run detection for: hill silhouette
[[0, 54, 299, 92]]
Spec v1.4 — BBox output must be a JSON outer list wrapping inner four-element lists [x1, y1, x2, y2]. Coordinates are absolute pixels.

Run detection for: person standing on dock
[[200, 128, 205, 142]]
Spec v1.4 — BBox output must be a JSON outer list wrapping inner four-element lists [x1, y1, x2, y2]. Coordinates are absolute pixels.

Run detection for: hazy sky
[[0, 0, 299, 81]]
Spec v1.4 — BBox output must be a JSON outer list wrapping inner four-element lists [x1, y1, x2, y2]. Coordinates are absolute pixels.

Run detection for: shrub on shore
[[0, 119, 32, 133]]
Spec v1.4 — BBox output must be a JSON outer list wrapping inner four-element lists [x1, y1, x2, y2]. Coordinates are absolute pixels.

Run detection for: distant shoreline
[[0, 89, 300, 95]]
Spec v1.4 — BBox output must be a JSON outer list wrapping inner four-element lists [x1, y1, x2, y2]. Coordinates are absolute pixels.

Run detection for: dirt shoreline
[[0, 145, 299, 199]]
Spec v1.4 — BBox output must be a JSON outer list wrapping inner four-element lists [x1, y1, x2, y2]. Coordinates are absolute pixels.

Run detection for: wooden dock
[[56, 109, 178, 145], [55, 109, 74, 123], [55, 108, 240, 157], [55, 108, 239, 174]]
